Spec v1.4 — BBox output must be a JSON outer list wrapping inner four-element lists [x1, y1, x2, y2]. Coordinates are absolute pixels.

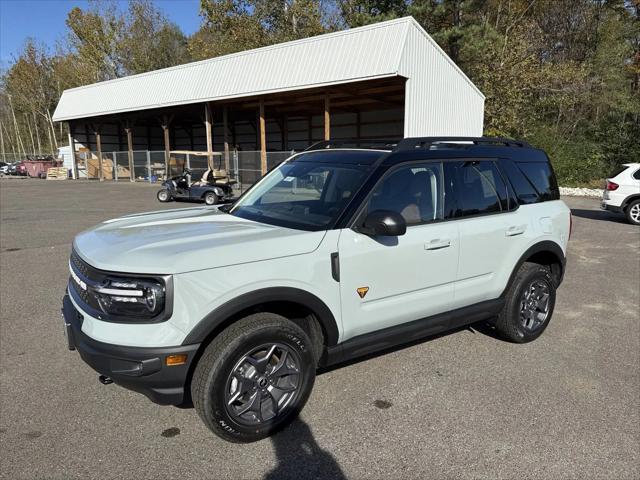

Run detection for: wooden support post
[[259, 100, 267, 175], [223, 107, 230, 172], [324, 94, 331, 141], [84, 123, 91, 178], [205, 103, 213, 170], [68, 131, 78, 180], [161, 115, 172, 178], [93, 126, 104, 181], [125, 125, 134, 182]]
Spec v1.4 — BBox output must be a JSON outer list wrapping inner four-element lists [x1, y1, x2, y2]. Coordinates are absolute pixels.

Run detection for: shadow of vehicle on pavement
[[265, 418, 346, 480], [570, 208, 627, 224]]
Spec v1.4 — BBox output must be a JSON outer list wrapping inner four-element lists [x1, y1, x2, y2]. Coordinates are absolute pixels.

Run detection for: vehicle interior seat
[[369, 168, 414, 214], [192, 168, 213, 186], [212, 169, 237, 185], [401, 171, 435, 223]]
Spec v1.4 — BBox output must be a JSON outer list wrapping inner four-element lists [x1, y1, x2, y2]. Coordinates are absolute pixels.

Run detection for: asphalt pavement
[[1, 178, 638, 479]]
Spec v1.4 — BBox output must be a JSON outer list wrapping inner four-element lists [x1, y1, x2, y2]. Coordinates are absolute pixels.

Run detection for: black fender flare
[[181, 287, 340, 346], [202, 187, 225, 198], [622, 194, 640, 210], [501, 240, 566, 298]]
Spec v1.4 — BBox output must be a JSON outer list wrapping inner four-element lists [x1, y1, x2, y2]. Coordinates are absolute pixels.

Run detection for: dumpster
[[23, 158, 62, 178]]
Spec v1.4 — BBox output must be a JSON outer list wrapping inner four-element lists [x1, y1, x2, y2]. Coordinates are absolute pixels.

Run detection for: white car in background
[[601, 163, 640, 225]]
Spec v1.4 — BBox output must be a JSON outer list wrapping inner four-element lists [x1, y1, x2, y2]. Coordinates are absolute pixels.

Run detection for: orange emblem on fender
[[357, 287, 369, 299]]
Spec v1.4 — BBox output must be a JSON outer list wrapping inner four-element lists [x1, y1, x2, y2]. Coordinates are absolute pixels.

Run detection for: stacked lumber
[[46, 167, 69, 180], [86, 158, 131, 179]]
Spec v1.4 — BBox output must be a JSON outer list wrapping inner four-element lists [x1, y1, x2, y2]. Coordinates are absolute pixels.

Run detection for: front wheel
[[204, 192, 218, 205], [191, 313, 316, 443], [495, 262, 556, 343], [157, 188, 171, 202], [625, 199, 640, 226]]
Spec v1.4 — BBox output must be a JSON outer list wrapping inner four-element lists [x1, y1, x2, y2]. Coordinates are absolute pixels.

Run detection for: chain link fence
[[1, 149, 295, 190], [232, 150, 294, 193]]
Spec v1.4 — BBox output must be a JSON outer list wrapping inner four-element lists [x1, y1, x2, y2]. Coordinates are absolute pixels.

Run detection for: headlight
[[91, 277, 165, 319]]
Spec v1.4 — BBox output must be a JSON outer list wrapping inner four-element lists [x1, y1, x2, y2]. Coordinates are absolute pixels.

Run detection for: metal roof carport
[[52, 16, 484, 181]]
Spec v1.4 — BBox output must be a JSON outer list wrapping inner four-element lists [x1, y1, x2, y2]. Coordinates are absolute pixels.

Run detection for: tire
[[625, 199, 640, 225], [204, 192, 218, 205], [157, 189, 171, 202], [495, 262, 556, 343], [191, 313, 316, 443]]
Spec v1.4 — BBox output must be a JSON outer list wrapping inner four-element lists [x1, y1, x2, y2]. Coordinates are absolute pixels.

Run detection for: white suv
[[601, 163, 640, 225], [62, 137, 571, 442]]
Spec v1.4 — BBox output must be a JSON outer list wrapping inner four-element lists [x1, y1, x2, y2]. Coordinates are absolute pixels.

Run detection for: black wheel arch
[[182, 287, 340, 348], [622, 194, 640, 211], [501, 240, 566, 297], [202, 188, 224, 199]]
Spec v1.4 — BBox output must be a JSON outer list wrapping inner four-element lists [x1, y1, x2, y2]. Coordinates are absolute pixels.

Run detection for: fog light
[[165, 354, 188, 366]]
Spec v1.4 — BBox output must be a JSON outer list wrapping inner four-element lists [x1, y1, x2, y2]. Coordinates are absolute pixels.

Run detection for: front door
[[338, 161, 459, 342]]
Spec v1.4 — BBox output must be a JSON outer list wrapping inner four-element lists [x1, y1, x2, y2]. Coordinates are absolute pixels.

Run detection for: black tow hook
[[98, 375, 114, 385]]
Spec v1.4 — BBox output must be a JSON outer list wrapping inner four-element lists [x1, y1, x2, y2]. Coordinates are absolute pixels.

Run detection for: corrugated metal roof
[[53, 17, 482, 122]]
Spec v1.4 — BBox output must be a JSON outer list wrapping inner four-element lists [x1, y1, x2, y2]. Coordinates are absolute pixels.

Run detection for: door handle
[[425, 238, 451, 250], [506, 225, 526, 236]]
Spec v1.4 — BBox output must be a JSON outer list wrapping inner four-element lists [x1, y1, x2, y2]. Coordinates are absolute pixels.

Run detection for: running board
[[321, 298, 504, 367]]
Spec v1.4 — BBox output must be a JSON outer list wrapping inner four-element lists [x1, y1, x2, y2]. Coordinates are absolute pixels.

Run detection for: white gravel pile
[[559, 186, 602, 198]]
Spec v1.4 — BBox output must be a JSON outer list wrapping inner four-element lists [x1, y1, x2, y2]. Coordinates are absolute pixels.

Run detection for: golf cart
[[157, 151, 236, 205]]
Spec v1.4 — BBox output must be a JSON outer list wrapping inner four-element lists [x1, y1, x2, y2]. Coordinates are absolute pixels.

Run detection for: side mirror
[[360, 210, 407, 236]]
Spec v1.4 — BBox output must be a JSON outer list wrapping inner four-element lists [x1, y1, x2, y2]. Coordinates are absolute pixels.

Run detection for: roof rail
[[395, 136, 531, 150], [304, 139, 401, 151]]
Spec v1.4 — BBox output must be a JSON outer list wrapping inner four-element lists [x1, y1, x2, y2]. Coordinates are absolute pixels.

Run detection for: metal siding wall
[[54, 20, 408, 122], [399, 24, 484, 137]]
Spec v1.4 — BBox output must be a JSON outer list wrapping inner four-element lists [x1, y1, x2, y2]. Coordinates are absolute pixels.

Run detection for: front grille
[[70, 250, 101, 281], [69, 250, 105, 317]]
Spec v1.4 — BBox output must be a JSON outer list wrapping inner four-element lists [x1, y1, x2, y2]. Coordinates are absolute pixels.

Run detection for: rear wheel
[[157, 189, 171, 202], [191, 313, 316, 443], [495, 262, 556, 343], [625, 199, 640, 225], [204, 192, 218, 205]]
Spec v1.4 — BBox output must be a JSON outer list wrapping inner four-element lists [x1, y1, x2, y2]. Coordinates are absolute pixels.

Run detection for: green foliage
[[190, 0, 328, 60], [338, 0, 408, 27], [119, 0, 189, 75]]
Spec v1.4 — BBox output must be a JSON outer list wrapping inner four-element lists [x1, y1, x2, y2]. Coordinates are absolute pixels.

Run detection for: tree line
[[1, 0, 638, 185]]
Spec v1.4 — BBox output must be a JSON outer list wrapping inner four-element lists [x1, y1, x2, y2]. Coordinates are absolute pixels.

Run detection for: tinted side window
[[451, 161, 508, 217], [516, 162, 560, 201], [367, 162, 443, 225], [500, 160, 540, 205], [633, 169, 640, 180]]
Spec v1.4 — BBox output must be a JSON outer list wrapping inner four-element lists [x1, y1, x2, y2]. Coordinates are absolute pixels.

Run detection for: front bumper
[[61, 293, 199, 405]]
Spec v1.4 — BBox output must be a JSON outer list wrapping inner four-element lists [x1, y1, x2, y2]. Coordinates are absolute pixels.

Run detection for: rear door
[[337, 161, 459, 342], [446, 160, 530, 308]]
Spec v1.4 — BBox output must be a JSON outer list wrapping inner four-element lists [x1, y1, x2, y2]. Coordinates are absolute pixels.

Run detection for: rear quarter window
[[503, 160, 560, 204]]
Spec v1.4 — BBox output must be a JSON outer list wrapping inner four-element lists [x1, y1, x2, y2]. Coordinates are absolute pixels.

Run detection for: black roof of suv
[[305, 136, 550, 165]]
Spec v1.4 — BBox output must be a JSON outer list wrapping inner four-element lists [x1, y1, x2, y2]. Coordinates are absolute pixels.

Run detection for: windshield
[[229, 151, 382, 231]]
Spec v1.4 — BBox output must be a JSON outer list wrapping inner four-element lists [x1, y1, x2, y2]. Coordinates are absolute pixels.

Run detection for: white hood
[[73, 207, 326, 274]]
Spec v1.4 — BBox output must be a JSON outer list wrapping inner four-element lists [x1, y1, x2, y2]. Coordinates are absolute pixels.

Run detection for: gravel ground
[[1, 179, 639, 480], [559, 187, 603, 198]]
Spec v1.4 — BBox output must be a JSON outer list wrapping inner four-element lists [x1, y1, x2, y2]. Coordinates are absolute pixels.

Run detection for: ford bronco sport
[[62, 137, 571, 443]]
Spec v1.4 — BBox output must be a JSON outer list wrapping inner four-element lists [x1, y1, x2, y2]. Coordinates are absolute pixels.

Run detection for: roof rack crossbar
[[395, 136, 530, 150]]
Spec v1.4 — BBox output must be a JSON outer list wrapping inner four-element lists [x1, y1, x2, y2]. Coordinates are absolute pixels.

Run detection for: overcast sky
[[0, 0, 202, 68]]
